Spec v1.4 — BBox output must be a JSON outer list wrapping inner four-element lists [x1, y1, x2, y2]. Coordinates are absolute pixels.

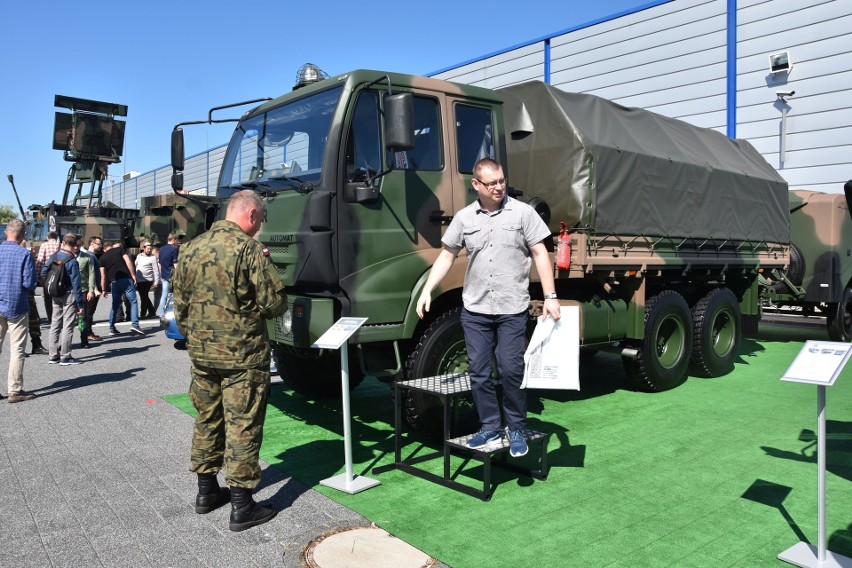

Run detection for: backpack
[[44, 255, 71, 297]]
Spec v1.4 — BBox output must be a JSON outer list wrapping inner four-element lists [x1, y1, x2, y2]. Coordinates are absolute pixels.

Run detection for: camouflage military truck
[[760, 182, 852, 341], [135, 192, 218, 246], [23, 201, 139, 254], [171, 70, 790, 431]]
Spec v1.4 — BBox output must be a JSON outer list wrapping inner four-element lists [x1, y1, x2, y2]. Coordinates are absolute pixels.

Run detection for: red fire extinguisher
[[556, 221, 572, 270]]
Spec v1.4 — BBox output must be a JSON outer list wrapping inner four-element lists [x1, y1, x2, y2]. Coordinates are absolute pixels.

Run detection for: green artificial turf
[[164, 322, 852, 567]]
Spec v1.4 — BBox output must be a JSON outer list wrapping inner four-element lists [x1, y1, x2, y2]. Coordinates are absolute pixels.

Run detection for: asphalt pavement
[[0, 294, 400, 568]]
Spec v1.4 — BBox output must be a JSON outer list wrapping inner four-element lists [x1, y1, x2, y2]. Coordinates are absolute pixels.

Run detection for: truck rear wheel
[[690, 287, 741, 377], [827, 287, 852, 342], [272, 346, 365, 399], [401, 307, 477, 436], [623, 290, 693, 392]]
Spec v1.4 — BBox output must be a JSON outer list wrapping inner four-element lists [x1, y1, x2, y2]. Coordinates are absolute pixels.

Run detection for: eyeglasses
[[474, 177, 507, 190]]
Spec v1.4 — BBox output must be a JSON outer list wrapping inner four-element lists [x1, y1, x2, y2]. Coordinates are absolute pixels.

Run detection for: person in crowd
[[156, 233, 181, 317], [134, 242, 160, 319], [41, 233, 86, 366], [21, 241, 48, 356], [415, 158, 560, 458], [151, 244, 163, 313], [35, 230, 59, 322], [99, 241, 144, 336], [81, 236, 103, 343], [75, 237, 97, 349], [0, 220, 38, 402], [172, 190, 287, 532]]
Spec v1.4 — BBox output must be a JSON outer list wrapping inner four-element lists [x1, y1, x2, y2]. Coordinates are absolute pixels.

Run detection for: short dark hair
[[48, 231, 59, 240], [62, 233, 78, 247], [472, 157, 502, 178], [88, 236, 102, 245]]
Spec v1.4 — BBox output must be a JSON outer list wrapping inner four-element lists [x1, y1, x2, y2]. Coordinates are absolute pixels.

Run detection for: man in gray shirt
[[416, 157, 560, 457]]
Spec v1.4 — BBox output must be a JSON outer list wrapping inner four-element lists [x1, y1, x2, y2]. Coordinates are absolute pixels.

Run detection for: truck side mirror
[[384, 93, 414, 152], [171, 128, 185, 171]]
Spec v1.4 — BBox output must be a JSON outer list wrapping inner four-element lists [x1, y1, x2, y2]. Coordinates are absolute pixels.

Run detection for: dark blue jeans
[[109, 278, 139, 328], [460, 308, 528, 431]]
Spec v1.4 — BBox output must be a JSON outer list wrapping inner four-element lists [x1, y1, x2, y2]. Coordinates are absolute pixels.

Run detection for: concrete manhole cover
[[304, 525, 436, 568]]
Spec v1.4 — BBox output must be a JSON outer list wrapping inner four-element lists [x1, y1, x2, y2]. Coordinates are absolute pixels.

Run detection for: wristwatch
[[544, 292, 558, 300]]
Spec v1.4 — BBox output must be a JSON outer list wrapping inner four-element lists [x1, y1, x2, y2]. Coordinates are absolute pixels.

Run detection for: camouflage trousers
[[189, 363, 270, 489], [27, 291, 41, 342]]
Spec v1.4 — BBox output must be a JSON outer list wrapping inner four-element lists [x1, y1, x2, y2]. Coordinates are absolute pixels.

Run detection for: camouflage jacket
[[172, 220, 287, 369]]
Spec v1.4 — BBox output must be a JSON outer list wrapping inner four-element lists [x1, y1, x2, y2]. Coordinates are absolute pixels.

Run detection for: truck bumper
[[268, 295, 336, 348]]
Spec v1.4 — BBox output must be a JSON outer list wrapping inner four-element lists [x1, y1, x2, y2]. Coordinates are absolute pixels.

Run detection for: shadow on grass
[[742, 479, 809, 544], [742, 477, 852, 559], [760, 420, 852, 483], [829, 524, 852, 558]]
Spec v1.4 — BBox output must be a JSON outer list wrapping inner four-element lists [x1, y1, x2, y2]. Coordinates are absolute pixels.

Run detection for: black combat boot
[[31, 339, 49, 355], [229, 487, 277, 532], [195, 473, 229, 514]]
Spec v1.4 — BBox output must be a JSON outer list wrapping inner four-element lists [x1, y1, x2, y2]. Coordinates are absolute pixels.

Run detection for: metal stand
[[778, 386, 852, 568], [778, 340, 852, 568], [373, 373, 549, 501], [316, 318, 380, 495]]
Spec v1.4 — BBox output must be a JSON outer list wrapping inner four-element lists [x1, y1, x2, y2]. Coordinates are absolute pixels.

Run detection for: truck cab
[[201, 71, 504, 395]]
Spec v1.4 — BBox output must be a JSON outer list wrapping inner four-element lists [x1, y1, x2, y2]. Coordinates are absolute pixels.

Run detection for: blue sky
[[1, 0, 648, 211]]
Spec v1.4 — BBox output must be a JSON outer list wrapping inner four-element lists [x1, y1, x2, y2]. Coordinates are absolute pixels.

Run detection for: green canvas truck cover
[[498, 81, 790, 244]]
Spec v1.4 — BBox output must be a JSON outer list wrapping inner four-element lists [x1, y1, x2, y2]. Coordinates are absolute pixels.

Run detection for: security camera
[[777, 90, 795, 98]]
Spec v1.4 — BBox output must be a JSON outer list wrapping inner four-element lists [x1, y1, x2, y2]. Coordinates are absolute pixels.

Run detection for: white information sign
[[780, 340, 852, 386], [312, 317, 368, 350]]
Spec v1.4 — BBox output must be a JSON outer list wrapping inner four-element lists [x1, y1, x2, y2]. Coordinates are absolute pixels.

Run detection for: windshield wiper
[[269, 174, 314, 194]]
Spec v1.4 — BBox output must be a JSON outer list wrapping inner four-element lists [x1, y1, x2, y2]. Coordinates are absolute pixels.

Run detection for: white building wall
[[737, 0, 852, 192], [433, 0, 852, 194], [110, 0, 852, 207]]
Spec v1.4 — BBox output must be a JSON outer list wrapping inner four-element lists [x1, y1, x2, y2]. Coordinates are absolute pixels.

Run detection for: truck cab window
[[389, 95, 442, 172], [345, 91, 382, 182], [455, 104, 493, 174]]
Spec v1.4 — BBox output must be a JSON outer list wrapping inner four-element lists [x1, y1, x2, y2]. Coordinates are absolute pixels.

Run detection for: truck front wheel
[[623, 290, 693, 392], [272, 346, 365, 399], [401, 307, 477, 436], [826, 287, 852, 342], [690, 287, 741, 377]]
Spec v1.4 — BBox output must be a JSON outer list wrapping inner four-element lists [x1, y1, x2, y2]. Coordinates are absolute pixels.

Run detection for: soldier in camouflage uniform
[[22, 243, 48, 355], [172, 190, 287, 532]]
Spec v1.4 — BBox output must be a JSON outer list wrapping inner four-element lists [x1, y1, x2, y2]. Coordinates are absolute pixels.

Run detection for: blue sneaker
[[508, 429, 528, 457], [467, 428, 502, 449]]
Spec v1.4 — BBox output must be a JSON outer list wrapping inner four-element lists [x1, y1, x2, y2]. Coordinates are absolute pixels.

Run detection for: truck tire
[[272, 346, 365, 399], [689, 287, 741, 377], [826, 287, 852, 342], [400, 307, 477, 436], [623, 290, 693, 392]]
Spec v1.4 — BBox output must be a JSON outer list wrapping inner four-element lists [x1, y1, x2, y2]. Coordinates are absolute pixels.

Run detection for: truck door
[[449, 99, 496, 209], [338, 87, 460, 325]]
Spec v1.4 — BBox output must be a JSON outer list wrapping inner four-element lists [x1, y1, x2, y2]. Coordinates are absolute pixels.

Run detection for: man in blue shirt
[[156, 232, 181, 317], [41, 233, 86, 365], [0, 220, 38, 402]]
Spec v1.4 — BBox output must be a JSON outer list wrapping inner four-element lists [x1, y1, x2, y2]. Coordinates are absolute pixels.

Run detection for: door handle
[[429, 214, 453, 225]]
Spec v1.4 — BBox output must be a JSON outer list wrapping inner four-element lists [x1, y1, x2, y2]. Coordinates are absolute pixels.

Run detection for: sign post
[[778, 340, 852, 568], [313, 317, 380, 494]]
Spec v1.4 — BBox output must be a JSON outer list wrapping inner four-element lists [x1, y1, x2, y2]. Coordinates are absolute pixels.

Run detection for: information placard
[[780, 340, 852, 386], [312, 317, 368, 350]]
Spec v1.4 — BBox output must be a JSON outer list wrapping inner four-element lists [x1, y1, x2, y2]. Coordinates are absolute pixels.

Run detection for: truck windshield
[[218, 85, 343, 196]]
